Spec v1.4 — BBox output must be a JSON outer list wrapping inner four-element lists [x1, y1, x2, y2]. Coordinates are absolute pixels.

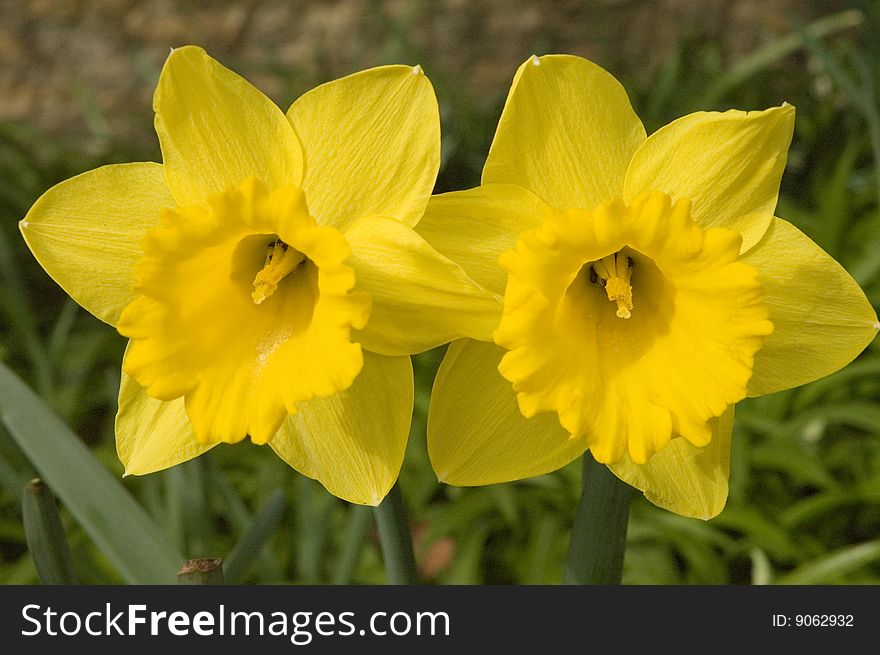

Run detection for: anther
[[591, 253, 634, 319], [252, 239, 305, 304]]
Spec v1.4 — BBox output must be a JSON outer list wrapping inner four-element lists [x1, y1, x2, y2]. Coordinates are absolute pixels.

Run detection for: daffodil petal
[[270, 352, 412, 506], [482, 54, 646, 210], [346, 216, 501, 356], [116, 371, 213, 476], [608, 406, 734, 520], [287, 65, 439, 231], [745, 218, 879, 396], [19, 162, 173, 325], [428, 339, 583, 485], [415, 183, 551, 296], [154, 45, 304, 207], [624, 105, 794, 252]]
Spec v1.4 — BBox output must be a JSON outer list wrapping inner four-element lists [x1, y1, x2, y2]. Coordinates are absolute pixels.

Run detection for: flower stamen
[[252, 239, 306, 305], [592, 253, 633, 319]]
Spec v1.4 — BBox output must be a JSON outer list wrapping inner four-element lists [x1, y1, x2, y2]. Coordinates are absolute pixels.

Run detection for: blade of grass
[[801, 20, 880, 206], [374, 482, 418, 584], [0, 361, 183, 583], [750, 547, 774, 585], [332, 505, 373, 584], [22, 478, 77, 584], [46, 298, 79, 363], [777, 539, 880, 584], [792, 359, 880, 410], [0, 436, 29, 496], [294, 475, 335, 583], [0, 227, 53, 398], [696, 9, 864, 107], [223, 490, 287, 584]]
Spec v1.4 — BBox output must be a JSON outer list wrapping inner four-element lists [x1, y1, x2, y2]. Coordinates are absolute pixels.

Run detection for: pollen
[[252, 239, 306, 304], [592, 252, 633, 319]]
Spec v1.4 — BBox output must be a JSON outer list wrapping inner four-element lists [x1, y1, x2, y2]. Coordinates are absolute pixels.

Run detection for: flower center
[[252, 239, 306, 304], [591, 252, 633, 319]]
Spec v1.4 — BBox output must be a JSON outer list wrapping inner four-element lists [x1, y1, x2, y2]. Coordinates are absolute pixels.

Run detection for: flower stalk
[[564, 451, 634, 584], [373, 482, 418, 584]]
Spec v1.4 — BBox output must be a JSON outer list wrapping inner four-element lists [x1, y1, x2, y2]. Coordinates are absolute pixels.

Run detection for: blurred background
[[1, 0, 879, 584]]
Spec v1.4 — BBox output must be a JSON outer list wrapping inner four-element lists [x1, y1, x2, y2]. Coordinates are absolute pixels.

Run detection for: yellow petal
[[345, 215, 501, 356], [744, 217, 879, 396], [116, 370, 213, 476], [483, 54, 646, 210], [624, 105, 794, 252], [608, 406, 734, 520], [19, 162, 173, 325], [270, 352, 412, 505], [154, 46, 304, 207], [428, 340, 583, 485], [287, 65, 439, 231], [415, 183, 551, 296]]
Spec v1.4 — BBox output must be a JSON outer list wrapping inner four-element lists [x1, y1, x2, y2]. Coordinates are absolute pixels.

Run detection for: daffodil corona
[[20, 47, 497, 505], [495, 191, 772, 465], [419, 54, 879, 519]]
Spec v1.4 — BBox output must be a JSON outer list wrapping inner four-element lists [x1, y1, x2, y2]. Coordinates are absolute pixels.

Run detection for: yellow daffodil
[[419, 54, 879, 519], [20, 46, 496, 505]]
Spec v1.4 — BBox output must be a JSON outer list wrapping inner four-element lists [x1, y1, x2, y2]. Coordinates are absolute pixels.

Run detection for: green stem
[[373, 482, 418, 584], [564, 451, 634, 584]]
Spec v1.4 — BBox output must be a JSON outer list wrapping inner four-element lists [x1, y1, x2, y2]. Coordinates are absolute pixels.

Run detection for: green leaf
[[22, 478, 77, 584], [750, 547, 774, 585], [0, 361, 183, 583], [777, 540, 880, 584], [223, 489, 286, 584], [331, 505, 373, 585], [750, 440, 836, 489], [374, 483, 418, 585], [696, 9, 865, 107]]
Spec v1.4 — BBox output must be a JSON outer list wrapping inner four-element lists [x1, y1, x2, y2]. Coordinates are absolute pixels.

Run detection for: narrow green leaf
[[780, 484, 880, 529], [750, 548, 774, 585], [0, 361, 183, 583], [750, 440, 836, 489], [696, 9, 865, 107], [223, 490, 286, 584], [22, 478, 77, 584], [711, 508, 805, 562], [445, 524, 489, 584], [46, 298, 79, 363], [777, 540, 880, 584], [332, 505, 373, 585], [525, 515, 560, 584], [374, 482, 418, 585], [0, 226, 52, 398], [294, 475, 335, 583], [792, 359, 880, 410]]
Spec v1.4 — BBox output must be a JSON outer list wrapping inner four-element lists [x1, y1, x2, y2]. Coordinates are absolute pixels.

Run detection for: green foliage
[[1, 6, 879, 585]]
